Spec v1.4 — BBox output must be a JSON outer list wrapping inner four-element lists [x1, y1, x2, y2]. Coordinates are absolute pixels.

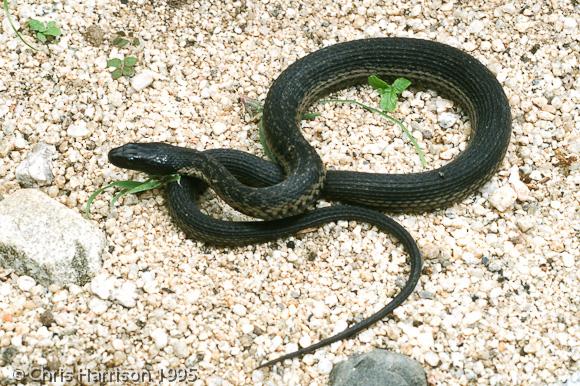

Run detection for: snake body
[[108, 38, 511, 368]]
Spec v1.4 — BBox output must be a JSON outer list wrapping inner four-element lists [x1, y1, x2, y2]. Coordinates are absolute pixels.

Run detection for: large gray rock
[[0, 189, 105, 286], [329, 350, 427, 386]]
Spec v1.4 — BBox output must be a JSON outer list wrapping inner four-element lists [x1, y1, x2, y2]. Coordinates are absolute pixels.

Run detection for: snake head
[[108, 142, 188, 175]]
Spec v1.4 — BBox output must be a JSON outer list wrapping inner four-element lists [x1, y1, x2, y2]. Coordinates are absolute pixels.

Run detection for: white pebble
[[112, 281, 137, 308], [90, 274, 114, 300], [488, 185, 517, 212], [438, 112, 458, 128], [562, 253, 574, 268], [363, 143, 384, 155], [213, 121, 228, 135], [516, 217, 535, 233], [173, 339, 189, 358], [17, 276, 36, 292], [311, 301, 329, 318], [492, 39, 506, 52], [317, 358, 333, 374], [109, 91, 124, 107], [150, 328, 168, 349], [299, 334, 312, 348], [232, 304, 247, 316], [67, 120, 90, 138], [88, 298, 109, 314], [562, 17, 577, 32], [131, 70, 156, 91], [184, 289, 201, 304], [469, 20, 485, 34], [463, 311, 482, 326], [424, 351, 440, 367]]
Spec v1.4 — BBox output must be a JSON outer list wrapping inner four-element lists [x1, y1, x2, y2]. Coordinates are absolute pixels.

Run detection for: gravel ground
[[0, 0, 578, 385]]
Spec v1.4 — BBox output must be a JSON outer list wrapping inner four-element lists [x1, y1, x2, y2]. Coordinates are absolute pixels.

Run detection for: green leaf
[[124, 56, 137, 67], [392, 78, 411, 94], [107, 58, 122, 68], [28, 19, 46, 32], [368, 75, 389, 91], [111, 68, 123, 80], [36, 32, 47, 43], [110, 189, 130, 209], [302, 112, 320, 120], [44, 24, 61, 37], [112, 36, 129, 48], [122, 66, 135, 77], [124, 179, 164, 194], [131, 37, 140, 46], [379, 90, 398, 112], [84, 180, 143, 216]]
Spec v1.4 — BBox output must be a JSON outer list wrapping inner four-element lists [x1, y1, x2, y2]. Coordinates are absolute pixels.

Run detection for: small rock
[[423, 352, 440, 367], [363, 143, 384, 155], [491, 39, 506, 52], [88, 298, 109, 314], [0, 135, 15, 157], [562, 17, 577, 33], [173, 339, 189, 358], [17, 275, 36, 291], [151, 328, 168, 349], [109, 91, 124, 108], [15, 142, 56, 188], [469, 20, 485, 34], [563, 371, 580, 385], [131, 70, 156, 91], [232, 304, 247, 316], [318, 358, 333, 374], [488, 262, 502, 272], [299, 335, 312, 348], [509, 167, 531, 201], [39, 310, 55, 327], [463, 311, 482, 326], [438, 112, 458, 128], [439, 148, 456, 160], [516, 217, 535, 233], [329, 350, 427, 386], [67, 120, 90, 138], [90, 274, 115, 300], [0, 189, 105, 286], [561, 253, 573, 268], [488, 185, 517, 212], [84, 25, 104, 46], [212, 121, 228, 135], [112, 281, 137, 308]]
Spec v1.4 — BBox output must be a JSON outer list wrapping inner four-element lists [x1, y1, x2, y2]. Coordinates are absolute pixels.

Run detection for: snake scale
[[108, 38, 511, 368]]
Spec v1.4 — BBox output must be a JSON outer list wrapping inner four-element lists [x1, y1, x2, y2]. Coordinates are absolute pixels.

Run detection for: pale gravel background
[[0, 0, 578, 385]]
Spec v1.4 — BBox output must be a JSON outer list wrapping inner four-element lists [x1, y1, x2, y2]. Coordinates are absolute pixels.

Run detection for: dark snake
[[107, 38, 511, 368]]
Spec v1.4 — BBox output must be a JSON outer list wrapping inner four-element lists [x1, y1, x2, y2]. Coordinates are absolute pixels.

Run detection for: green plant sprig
[[247, 75, 426, 167], [27, 19, 61, 43], [85, 174, 180, 217], [318, 97, 427, 167], [106, 56, 137, 79], [2, 0, 39, 51]]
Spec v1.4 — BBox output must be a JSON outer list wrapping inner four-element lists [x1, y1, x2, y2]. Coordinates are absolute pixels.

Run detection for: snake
[[107, 38, 511, 368]]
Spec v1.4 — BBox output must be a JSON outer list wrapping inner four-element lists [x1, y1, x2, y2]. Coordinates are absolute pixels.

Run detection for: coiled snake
[[108, 38, 511, 368]]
